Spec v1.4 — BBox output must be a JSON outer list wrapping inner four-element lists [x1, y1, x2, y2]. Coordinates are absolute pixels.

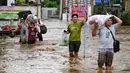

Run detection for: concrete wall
[[7, 0, 15, 6], [42, 8, 58, 20]]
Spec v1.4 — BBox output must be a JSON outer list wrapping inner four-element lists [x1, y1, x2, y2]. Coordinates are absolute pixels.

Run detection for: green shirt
[[67, 21, 83, 41]]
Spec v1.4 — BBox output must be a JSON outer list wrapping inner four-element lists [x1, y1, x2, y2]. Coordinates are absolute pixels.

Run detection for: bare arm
[[92, 23, 98, 37], [35, 26, 38, 32], [64, 30, 69, 34], [81, 20, 85, 26], [81, 10, 87, 26], [114, 15, 122, 25], [24, 17, 29, 27]]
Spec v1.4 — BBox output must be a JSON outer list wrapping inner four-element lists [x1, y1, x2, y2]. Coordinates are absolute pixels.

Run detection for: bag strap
[[38, 19, 41, 24], [106, 26, 116, 41]]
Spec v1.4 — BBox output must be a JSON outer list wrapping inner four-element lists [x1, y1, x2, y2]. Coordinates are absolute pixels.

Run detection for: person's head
[[30, 22, 35, 28], [105, 17, 113, 27], [71, 14, 78, 23]]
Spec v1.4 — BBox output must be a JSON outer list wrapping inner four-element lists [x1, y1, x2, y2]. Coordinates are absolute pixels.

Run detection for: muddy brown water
[[0, 20, 130, 73]]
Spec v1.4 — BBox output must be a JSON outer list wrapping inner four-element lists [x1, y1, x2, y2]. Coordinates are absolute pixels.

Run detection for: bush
[[42, 0, 58, 7], [47, 1, 57, 7], [93, 5, 104, 14], [120, 12, 130, 25]]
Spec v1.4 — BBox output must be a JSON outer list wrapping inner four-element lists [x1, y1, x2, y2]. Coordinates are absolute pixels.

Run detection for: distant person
[[24, 17, 38, 44], [12, 18, 22, 34], [92, 15, 122, 70], [36, 18, 44, 41], [27, 15, 43, 41]]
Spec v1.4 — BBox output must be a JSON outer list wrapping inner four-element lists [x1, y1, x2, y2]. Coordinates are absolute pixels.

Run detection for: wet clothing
[[67, 21, 83, 53], [69, 41, 81, 52], [98, 24, 118, 52], [28, 40, 36, 44], [20, 21, 28, 44], [67, 21, 83, 41], [97, 24, 118, 67], [98, 49, 114, 67], [28, 26, 37, 44], [98, 24, 115, 49]]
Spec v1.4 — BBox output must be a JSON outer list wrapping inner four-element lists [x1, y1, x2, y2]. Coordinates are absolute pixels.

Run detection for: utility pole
[[36, 0, 42, 19], [59, 0, 63, 20], [67, 0, 69, 22], [90, 0, 94, 15]]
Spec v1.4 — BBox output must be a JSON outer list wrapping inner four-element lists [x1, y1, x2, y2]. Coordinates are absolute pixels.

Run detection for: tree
[[125, 0, 130, 14], [90, 0, 94, 14], [42, 0, 59, 7], [93, 0, 104, 14], [123, 0, 130, 24]]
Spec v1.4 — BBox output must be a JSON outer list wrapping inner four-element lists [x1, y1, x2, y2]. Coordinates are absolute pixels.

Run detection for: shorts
[[69, 41, 81, 52], [98, 49, 114, 67], [28, 40, 36, 44]]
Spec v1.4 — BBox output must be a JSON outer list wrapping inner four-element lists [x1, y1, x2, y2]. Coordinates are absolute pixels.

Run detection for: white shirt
[[98, 24, 118, 49]]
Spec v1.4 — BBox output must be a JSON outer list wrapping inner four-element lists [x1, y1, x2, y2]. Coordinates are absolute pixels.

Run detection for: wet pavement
[[0, 19, 130, 73]]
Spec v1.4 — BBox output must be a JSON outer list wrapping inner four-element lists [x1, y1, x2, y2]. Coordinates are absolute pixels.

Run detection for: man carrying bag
[[92, 15, 122, 70]]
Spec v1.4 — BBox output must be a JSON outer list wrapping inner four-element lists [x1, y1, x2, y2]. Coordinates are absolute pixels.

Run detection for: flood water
[[0, 19, 130, 73]]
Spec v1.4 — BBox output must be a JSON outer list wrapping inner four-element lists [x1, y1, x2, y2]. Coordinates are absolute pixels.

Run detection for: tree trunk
[[101, 0, 104, 5], [59, 0, 63, 20], [125, 0, 130, 13], [90, 0, 94, 14], [125, 0, 130, 19], [25, 0, 28, 3]]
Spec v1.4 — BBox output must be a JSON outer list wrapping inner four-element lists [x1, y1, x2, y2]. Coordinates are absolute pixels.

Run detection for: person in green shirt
[[64, 14, 84, 62]]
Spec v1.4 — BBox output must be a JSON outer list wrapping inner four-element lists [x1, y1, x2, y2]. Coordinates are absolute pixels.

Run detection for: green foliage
[[120, 12, 130, 25], [14, 0, 37, 6], [47, 1, 57, 7], [15, 0, 22, 5], [113, 0, 120, 4], [42, 0, 59, 7], [93, 5, 104, 14]]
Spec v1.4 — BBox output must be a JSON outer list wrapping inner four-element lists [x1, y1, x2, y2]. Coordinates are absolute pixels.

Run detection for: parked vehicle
[[0, 25, 15, 38]]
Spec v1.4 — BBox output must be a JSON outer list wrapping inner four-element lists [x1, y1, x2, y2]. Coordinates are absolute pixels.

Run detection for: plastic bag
[[27, 14, 38, 23], [87, 15, 113, 29], [59, 30, 69, 46], [40, 25, 47, 34]]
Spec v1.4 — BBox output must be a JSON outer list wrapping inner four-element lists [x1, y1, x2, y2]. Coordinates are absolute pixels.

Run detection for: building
[[0, 0, 42, 20], [62, 0, 91, 21], [0, 0, 41, 6]]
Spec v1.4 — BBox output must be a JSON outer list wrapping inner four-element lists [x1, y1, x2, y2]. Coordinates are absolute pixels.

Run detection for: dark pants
[[28, 40, 36, 44], [37, 32, 43, 41], [69, 41, 81, 53]]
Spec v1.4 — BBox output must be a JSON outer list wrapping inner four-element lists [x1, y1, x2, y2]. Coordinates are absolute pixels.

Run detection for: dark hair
[[109, 16, 113, 20], [31, 22, 35, 26], [108, 16, 115, 22], [71, 14, 78, 18]]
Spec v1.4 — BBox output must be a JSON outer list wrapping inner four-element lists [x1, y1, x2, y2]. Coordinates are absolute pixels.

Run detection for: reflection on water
[[97, 70, 112, 73], [97, 70, 103, 73], [69, 68, 80, 73], [105, 70, 112, 73]]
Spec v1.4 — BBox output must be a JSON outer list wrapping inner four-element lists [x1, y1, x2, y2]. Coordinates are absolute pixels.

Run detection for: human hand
[[63, 30, 68, 34]]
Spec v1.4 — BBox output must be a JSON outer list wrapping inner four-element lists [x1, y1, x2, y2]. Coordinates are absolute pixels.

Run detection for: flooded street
[[0, 19, 130, 73]]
